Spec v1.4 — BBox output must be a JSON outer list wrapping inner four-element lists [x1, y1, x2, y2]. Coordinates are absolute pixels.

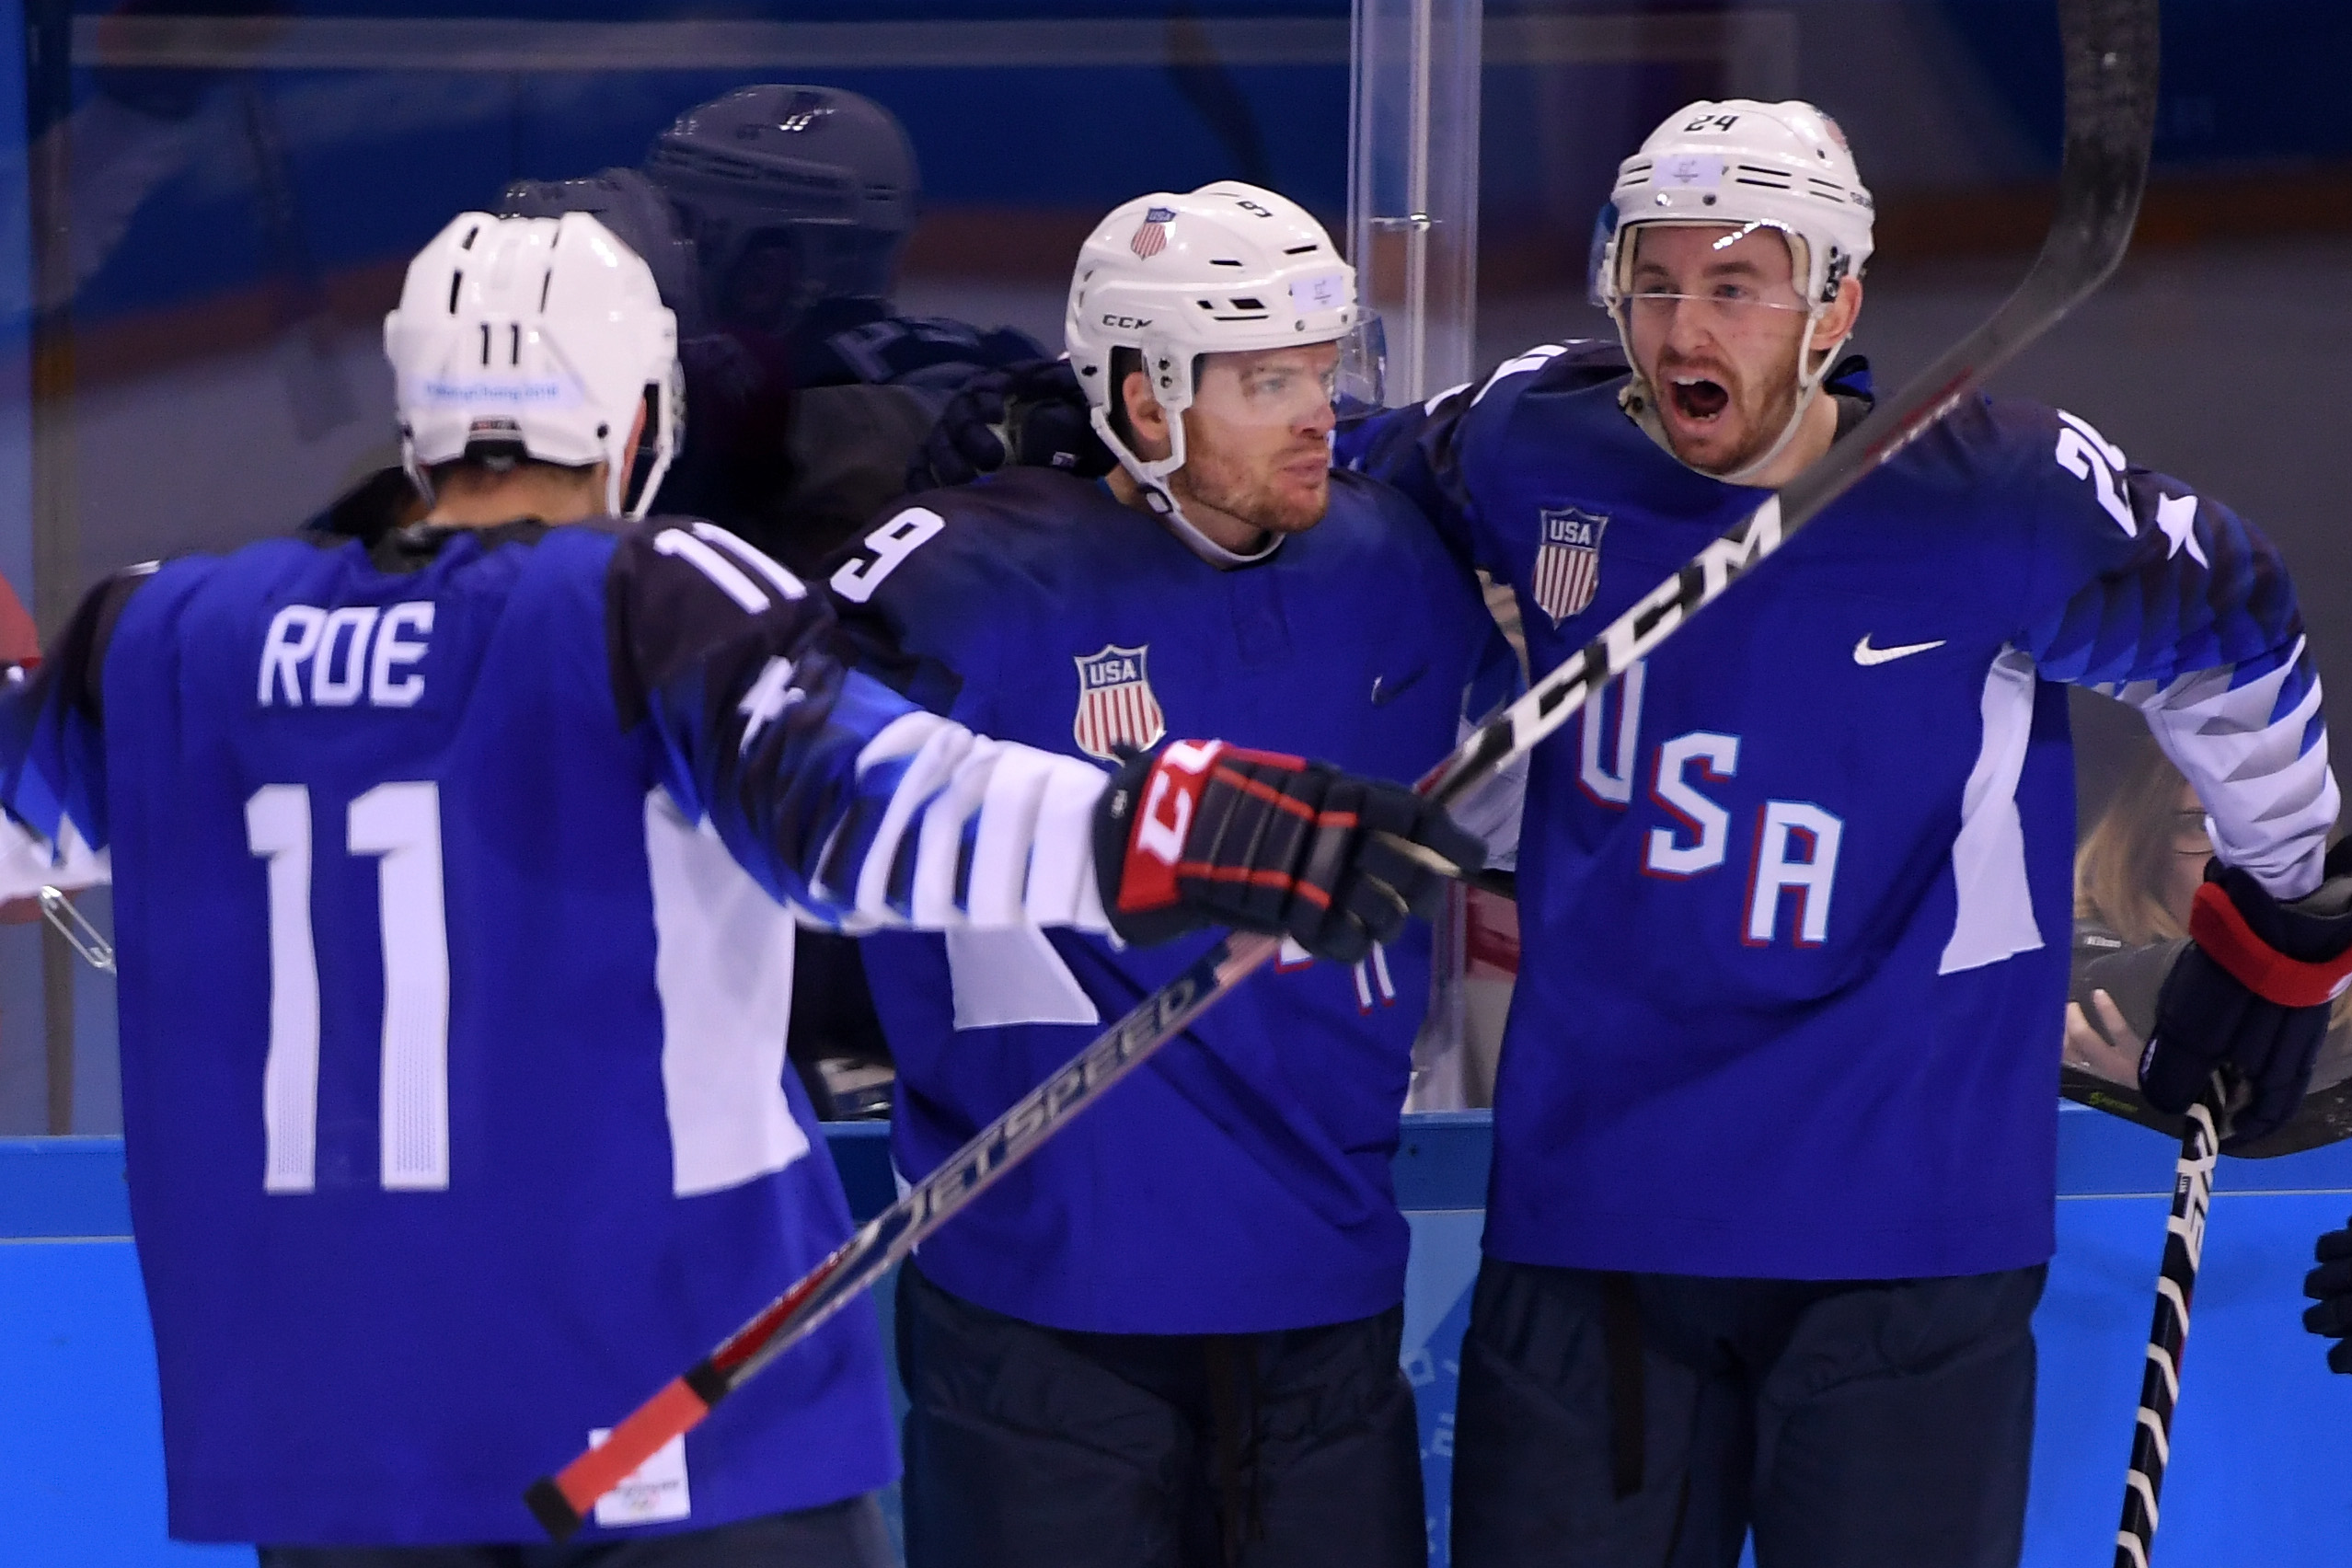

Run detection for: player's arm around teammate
[[0, 212, 1475, 1568], [820, 185, 1503, 1568]]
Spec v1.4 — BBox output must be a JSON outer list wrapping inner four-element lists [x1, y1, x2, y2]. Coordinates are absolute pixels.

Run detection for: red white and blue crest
[[1532, 506, 1609, 624], [1072, 643, 1167, 762], [1130, 205, 1177, 259]]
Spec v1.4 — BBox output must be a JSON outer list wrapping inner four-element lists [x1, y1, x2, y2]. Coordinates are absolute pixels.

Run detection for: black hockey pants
[[256, 1493, 894, 1568], [1451, 1257, 2044, 1568], [896, 1260, 1427, 1568]]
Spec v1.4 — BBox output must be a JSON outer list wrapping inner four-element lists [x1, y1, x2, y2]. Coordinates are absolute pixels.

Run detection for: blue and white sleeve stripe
[[2021, 451, 2335, 897]]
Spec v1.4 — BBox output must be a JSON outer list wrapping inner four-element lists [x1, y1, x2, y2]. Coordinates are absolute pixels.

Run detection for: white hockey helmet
[[1596, 100, 1874, 479], [385, 212, 683, 520], [1065, 182, 1375, 558]]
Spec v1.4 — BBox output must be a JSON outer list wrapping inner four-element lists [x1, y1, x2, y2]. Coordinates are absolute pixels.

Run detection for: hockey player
[[1335, 100, 2352, 1568], [833, 184, 1501, 1568], [917, 103, 2352, 1568], [0, 211, 1477, 1566]]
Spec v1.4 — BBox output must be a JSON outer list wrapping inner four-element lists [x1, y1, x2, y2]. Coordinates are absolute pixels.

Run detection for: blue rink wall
[[5, 1110, 2350, 1566]]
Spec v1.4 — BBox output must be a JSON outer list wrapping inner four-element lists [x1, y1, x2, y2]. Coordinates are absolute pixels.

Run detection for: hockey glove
[[2140, 839, 2352, 1147], [2305, 1220, 2352, 1372], [906, 358, 1112, 491], [1093, 740, 1482, 965]]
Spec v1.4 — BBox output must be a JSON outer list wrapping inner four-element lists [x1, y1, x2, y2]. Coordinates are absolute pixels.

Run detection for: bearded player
[[1335, 98, 2352, 1568], [833, 182, 1505, 1568]]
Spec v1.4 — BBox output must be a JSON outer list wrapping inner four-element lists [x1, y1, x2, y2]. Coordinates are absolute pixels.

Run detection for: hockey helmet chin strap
[[1613, 222, 1850, 489], [1090, 389, 1283, 570]]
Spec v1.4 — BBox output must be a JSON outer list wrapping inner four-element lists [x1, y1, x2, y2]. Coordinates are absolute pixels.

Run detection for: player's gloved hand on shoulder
[[906, 358, 1111, 491], [1093, 740, 1482, 965], [2140, 839, 2352, 1147]]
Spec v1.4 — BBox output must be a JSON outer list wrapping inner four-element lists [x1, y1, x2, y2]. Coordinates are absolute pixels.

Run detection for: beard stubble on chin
[[1655, 341, 1806, 478], [1175, 443, 1332, 536]]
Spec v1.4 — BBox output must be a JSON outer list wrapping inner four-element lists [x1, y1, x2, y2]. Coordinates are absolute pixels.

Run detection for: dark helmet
[[497, 166, 707, 339], [643, 85, 920, 335]]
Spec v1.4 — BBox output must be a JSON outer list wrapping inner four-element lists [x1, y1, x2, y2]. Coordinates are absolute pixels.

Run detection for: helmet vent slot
[[1210, 258, 1244, 267], [540, 269, 554, 310], [447, 271, 463, 314], [1282, 244, 1318, 255]]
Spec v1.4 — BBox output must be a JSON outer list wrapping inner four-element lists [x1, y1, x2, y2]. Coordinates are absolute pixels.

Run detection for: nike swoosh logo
[[1370, 666, 1427, 706], [1853, 635, 1947, 666]]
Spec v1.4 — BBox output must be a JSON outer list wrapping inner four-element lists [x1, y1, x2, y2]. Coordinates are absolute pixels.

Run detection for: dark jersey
[[0, 516, 1113, 1543], [834, 467, 1494, 1332], [1340, 343, 2335, 1279]]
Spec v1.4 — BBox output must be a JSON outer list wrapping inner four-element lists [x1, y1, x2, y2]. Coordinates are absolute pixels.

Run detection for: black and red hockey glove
[[2141, 838, 2352, 1147], [1092, 740, 1482, 964]]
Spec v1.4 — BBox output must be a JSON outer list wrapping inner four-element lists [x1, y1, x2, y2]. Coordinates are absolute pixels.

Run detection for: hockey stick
[[2115, 1074, 2231, 1568], [526, 0, 2156, 1537]]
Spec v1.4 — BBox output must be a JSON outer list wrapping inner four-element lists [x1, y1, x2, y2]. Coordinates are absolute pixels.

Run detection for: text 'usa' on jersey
[[1341, 342, 2332, 1281], [0, 513, 1114, 1543], [824, 465, 1496, 1333]]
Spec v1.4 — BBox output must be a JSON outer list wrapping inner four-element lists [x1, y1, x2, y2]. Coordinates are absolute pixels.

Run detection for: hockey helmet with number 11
[[1066, 182, 1379, 559], [385, 212, 683, 520], [1594, 100, 1874, 479]]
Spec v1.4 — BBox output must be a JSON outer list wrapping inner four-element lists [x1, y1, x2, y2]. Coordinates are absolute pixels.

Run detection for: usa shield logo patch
[[1130, 205, 1176, 259], [1532, 506, 1608, 624], [1072, 643, 1167, 762]]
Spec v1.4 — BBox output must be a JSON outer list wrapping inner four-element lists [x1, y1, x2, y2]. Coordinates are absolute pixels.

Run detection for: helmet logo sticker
[[1288, 272, 1347, 313], [1654, 154, 1724, 190], [1073, 644, 1168, 762], [1532, 507, 1609, 625], [1130, 206, 1177, 259]]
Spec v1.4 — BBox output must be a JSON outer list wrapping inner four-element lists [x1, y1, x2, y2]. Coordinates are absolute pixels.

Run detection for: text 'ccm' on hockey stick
[[525, 0, 2157, 1538]]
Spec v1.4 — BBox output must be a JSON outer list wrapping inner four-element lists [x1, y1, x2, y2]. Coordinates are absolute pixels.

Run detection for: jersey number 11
[[246, 781, 449, 1194]]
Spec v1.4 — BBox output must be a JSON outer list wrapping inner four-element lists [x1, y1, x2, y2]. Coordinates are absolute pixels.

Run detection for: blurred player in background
[[500, 83, 1047, 576], [922, 98, 2352, 1567], [836, 182, 1509, 1568], [0, 210, 1474, 1566], [501, 82, 1055, 1120]]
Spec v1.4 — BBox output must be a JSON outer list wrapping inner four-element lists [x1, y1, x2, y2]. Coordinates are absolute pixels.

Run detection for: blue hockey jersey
[[835, 467, 1493, 1332], [0, 516, 1113, 1544], [1342, 344, 2335, 1279]]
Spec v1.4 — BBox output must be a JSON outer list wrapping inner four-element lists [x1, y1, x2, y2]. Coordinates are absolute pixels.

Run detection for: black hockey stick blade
[[1776, 0, 2158, 535], [530, 0, 2158, 1535], [2063, 1065, 2352, 1158]]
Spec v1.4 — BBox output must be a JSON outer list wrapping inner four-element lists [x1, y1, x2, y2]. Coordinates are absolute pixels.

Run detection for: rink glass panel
[[0, 0, 2346, 1119], [0, 0, 1359, 1131]]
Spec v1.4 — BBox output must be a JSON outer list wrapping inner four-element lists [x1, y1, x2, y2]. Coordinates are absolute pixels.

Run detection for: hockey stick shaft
[[529, 0, 2155, 1537], [2114, 1076, 2228, 1568]]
